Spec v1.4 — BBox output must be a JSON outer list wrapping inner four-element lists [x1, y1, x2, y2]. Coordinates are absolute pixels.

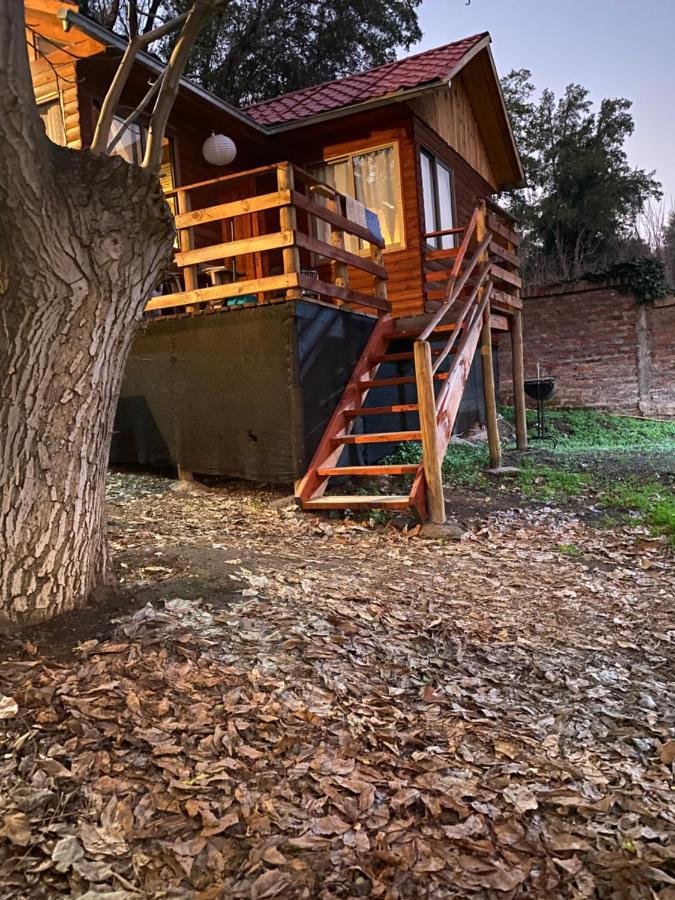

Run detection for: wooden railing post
[[370, 244, 388, 312], [414, 340, 445, 524], [329, 194, 348, 307], [176, 188, 199, 314], [277, 163, 300, 299], [511, 310, 528, 450]]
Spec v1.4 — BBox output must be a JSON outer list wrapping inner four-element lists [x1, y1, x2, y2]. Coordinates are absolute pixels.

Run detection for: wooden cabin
[[25, 1, 528, 521]]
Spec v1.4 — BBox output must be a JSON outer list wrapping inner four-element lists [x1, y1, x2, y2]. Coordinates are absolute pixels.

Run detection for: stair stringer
[[296, 314, 393, 503], [434, 308, 486, 462]]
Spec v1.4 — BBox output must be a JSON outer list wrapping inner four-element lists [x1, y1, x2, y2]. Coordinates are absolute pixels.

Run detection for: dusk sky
[[406, 0, 675, 207]]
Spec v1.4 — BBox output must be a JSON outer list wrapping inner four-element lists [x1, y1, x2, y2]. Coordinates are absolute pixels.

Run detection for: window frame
[[307, 140, 406, 254], [420, 147, 457, 251]]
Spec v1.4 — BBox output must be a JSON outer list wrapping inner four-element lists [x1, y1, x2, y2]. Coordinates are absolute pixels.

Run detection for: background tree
[[79, 0, 422, 105], [501, 69, 661, 284], [0, 0, 223, 629], [663, 209, 675, 287]]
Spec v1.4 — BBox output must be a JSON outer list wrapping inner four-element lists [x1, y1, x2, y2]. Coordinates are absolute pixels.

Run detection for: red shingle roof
[[245, 33, 488, 127]]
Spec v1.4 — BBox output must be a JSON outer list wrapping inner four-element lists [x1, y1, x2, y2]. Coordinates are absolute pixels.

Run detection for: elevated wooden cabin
[[25, 2, 528, 520]]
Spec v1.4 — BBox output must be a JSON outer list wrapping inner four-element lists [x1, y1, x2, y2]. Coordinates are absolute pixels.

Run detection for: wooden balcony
[[147, 162, 389, 316]]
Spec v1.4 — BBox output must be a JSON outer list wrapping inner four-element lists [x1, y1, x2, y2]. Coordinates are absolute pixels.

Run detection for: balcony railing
[[146, 162, 389, 316], [423, 198, 522, 317]]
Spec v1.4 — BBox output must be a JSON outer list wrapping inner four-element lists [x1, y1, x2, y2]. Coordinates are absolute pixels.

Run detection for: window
[[421, 150, 456, 249], [109, 113, 177, 215], [38, 99, 66, 146], [309, 144, 404, 252]]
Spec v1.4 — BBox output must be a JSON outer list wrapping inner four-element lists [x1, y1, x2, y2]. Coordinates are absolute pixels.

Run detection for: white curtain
[[352, 147, 400, 248]]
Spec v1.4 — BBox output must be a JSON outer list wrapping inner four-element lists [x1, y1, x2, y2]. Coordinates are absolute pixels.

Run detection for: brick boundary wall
[[499, 280, 675, 417]]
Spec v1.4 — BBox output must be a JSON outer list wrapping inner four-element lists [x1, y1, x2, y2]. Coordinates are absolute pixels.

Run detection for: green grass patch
[[386, 441, 489, 488], [556, 543, 583, 556], [599, 479, 675, 548], [516, 463, 591, 501], [502, 406, 675, 453]]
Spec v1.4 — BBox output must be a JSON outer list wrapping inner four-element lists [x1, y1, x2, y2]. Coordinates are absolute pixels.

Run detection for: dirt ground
[[0, 472, 673, 898]]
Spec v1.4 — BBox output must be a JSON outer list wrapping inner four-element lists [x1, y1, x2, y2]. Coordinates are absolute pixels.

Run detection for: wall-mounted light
[[202, 132, 237, 166]]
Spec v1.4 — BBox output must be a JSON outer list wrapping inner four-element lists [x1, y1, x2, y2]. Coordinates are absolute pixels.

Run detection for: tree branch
[[91, 8, 191, 153], [0, 0, 53, 202], [143, 0, 223, 171]]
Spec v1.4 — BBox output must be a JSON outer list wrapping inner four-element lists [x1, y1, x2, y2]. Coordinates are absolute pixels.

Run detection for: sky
[[406, 0, 675, 207]]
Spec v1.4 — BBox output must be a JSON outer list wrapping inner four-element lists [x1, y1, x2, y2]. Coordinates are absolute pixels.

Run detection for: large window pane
[[352, 147, 401, 248], [308, 145, 403, 254], [421, 150, 455, 250], [109, 117, 144, 166], [421, 151, 436, 241], [436, 162, 455, 249]]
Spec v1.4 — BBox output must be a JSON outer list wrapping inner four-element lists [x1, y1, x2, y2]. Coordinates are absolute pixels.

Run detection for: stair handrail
[[431, 261, 492, 374], [418, 205, 480, 342], [434, 279, 493, 417]]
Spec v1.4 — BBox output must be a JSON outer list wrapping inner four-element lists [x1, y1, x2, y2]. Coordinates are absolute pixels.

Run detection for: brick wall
[[499, 280, 675, 417]]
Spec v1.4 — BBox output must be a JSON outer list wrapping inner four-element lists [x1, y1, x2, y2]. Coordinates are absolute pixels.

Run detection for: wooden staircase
[[296, 202, 501, 521]]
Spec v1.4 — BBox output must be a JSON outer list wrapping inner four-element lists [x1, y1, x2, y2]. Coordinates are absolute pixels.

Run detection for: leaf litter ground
[[0, 473, 673, 898]]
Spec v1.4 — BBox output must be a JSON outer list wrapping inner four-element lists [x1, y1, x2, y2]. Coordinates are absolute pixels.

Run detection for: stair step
[[317, 464, 420, 477], [303, 494, 412, 511], [371, 349, 446, 363], [384, 323, 457, 341], [335, 430, 421, 445], [361, 372, 449, 389], [345, 403, 419, 418]]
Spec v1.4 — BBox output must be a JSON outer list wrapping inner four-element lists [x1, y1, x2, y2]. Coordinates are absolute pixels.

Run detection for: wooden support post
[[177, 465, 194, 482], [370, 244, 388, 315], [277, 164, 301, 299], [511, 310, 528, 450], [414, 340, 446, 524], [176, 189, 199, 314], [480, 313, 502, 469]]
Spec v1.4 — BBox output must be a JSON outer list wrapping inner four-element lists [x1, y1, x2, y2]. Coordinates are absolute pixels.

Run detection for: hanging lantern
[[202, 132, 237, 166]]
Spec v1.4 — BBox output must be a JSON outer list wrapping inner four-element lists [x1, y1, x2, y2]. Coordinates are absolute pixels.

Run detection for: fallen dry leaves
[[0, 474, 673, 898]]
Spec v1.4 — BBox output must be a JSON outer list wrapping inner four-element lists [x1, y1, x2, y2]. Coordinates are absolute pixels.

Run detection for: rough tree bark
[[0, 0, 215, 628]]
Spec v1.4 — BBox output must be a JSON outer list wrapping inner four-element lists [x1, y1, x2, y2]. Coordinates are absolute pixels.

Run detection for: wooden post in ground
[[480, 313, 502, 469], [414, 340, 445, 523], [511, 310, 528, 449], [476, 199, 501, 469], [277, 164, 300, 299]]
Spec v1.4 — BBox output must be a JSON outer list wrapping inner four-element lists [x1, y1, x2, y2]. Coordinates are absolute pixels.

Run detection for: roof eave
[[262, 80, 449, 133], [60, 8, 269, 136]]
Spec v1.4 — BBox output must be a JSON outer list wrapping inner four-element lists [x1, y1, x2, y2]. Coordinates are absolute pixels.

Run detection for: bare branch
[[92, 8, 190, 153], [143, 0, 223, 171], [0, 0, 53, 200]]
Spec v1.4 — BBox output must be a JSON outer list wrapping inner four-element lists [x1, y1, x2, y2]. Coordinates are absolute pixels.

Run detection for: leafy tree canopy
[[79, 0, 422, 106], [501, 69, 661, 284]]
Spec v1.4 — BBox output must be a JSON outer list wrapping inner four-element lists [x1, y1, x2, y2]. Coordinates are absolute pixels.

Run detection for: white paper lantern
[[202, 132, 237, 166]]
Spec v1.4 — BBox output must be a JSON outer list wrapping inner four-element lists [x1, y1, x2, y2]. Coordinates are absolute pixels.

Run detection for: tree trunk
[[0, 146, 174, 629]]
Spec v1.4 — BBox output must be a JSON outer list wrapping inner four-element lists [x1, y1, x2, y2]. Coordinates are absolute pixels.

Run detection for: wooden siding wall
[[31, 56, 82, 149], [407, 74, 498, 190]]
